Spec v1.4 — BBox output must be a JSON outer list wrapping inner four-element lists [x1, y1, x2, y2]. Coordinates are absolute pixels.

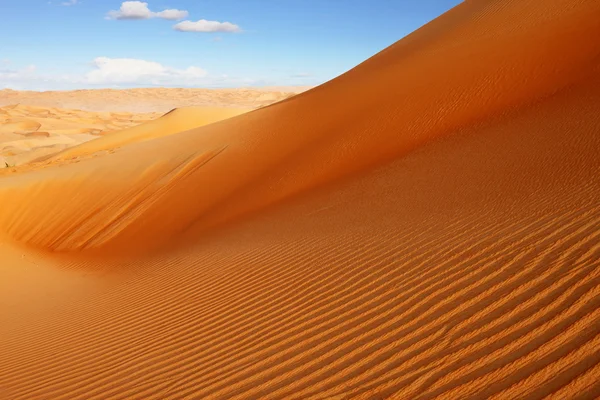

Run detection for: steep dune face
[[1, 0, 600, 398]]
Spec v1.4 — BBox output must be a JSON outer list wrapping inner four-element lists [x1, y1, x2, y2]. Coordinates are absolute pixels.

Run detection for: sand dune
[[0, 0, 599, 398], [0, 86, 310, 113]]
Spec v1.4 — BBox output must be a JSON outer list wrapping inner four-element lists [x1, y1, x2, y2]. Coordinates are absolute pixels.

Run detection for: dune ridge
[[0, 0, 599, 398]]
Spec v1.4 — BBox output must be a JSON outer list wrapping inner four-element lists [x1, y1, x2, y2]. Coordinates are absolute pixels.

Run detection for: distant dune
[[0, 86, 301, 166], [1, 0, 599, 399], [0, 86, 311, 113], [0, 104, 162, 167]]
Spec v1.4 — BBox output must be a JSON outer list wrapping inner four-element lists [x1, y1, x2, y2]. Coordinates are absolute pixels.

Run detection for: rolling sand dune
[[1, 0, 600, 398], [0, 86, 311, 113]]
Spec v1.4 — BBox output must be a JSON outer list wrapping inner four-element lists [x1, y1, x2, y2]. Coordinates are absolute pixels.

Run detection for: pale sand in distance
[[1, 0, 599, 399], [0, 87, 307, 166], [0, 86, 311, 113], [0, 104, 162, 167]]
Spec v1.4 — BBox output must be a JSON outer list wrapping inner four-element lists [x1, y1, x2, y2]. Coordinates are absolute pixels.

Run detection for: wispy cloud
[[173, 19, 241, 33], [107, 1, 188, 21], [61, 0, 79, 6]]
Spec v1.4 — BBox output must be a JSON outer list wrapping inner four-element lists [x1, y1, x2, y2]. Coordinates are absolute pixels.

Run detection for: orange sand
[[1, 0, 599, 398]]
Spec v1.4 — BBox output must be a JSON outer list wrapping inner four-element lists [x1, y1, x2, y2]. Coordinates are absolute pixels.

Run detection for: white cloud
[[107, 1, 188, 20], [85, 57, 207, 86], [61, 0, 78, 5], [174, 19, 241, 33]]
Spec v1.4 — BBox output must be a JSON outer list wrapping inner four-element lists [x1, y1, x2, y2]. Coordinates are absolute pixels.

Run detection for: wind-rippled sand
[[0, 0, 599, 398]]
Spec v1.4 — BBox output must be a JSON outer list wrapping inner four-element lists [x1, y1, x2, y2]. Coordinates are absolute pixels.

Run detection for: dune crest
[[0, 0, 599, 398]]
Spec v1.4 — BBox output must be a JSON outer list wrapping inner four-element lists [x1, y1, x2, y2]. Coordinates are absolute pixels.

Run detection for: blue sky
[[0, 0, 461, 90]]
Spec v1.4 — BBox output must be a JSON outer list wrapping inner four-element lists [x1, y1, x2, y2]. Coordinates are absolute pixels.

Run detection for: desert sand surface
[[1, 0, 600, 399], [0, 86, 311, 113]]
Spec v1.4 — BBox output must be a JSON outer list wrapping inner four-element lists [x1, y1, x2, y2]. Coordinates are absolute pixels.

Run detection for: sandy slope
[[0, 86, 311, 113], [1, 0, 599, 398]]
